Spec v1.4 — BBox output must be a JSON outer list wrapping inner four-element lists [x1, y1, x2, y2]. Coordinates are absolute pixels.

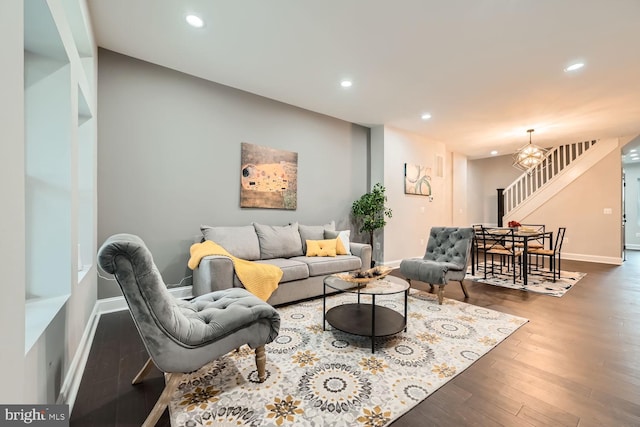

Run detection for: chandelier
[[513, 129, 548, 172]]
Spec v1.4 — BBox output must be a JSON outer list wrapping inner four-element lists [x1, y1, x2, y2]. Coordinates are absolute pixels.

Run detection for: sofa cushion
[[306, 239, 337, 257], [291, 255, 362, 276], [298, 221, 335, 253], [200, 225, 261, 261], [253, 222, 304, 259], [254, 258, 309, 283], [324, 229, 351, 255]]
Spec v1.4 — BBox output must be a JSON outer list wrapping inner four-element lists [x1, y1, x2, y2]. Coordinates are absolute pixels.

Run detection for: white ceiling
[[86, 0, 640, 160]]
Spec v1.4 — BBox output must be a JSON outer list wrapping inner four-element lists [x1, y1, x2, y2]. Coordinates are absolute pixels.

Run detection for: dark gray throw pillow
[[298, 221, 335, 253], [253, 222, 304, 259], [200, 225, 261, 260]]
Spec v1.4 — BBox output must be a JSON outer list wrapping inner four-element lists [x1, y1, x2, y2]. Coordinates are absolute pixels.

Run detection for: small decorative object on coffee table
[[323, 270, 409, 353], [333, 266, 393, 285]]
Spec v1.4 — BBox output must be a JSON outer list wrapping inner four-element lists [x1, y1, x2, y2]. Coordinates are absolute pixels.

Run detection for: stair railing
[[503, 140, 597, 215]]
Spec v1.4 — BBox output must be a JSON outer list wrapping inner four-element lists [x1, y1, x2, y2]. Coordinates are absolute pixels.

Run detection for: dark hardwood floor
[[70, 252, 640, 426]]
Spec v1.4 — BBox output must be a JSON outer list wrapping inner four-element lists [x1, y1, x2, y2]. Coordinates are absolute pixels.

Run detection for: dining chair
[[471, 224, 506, 274], [471, 224, 486, 275], [481, 226, 523, 284], [527, 227, 566, 282], [517, 224, 546, 248], [516, 223, 546, 269]]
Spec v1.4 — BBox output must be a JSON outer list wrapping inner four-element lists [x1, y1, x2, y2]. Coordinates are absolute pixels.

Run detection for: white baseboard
[[625, 244, 640, 250], [385, 252, 623, 270], [57, 304, 100, 412], [562, 252, 623, 265], [381, 260, 403, 268], [60, 285, 193, 412], [95, 285, 193, 314]]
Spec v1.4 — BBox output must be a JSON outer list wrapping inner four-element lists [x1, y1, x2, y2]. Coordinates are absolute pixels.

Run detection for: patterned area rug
[[466, 263, 586, 297], [168, 290, 527, 426]]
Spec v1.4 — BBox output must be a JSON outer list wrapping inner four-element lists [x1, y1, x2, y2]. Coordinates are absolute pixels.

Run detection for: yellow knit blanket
[[188, 240, 283, 302]]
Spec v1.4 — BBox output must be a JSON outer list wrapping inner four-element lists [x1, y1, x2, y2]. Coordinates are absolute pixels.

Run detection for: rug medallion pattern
[[169, 289, 527, 426]]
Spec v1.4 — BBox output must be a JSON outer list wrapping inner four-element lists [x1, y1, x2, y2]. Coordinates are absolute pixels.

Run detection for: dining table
[[472, 226, 554, 287]]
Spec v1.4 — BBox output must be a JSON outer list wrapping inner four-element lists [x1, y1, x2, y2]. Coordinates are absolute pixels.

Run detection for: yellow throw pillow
[[306, 239, 337, 257], [324, 229, 351, 255]]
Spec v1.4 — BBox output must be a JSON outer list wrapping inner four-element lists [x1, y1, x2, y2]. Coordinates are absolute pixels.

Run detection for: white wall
[[521, 148, 622, 263], [470, 146, 625, 263], [382, 127, 450, 265], [0, 0, 26, 404], [467, 154, 521, 225], [0, 0, 98, 405], [451, 152, 468, 226]]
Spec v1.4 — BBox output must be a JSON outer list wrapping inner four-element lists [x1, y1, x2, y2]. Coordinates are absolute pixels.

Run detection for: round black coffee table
[[323, 273, 410, 353]]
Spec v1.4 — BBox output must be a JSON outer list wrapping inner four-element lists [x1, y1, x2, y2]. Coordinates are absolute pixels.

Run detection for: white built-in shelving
[[24, 0, 96, 353]]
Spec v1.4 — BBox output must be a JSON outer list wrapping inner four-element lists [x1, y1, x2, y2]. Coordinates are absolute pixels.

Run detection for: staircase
[[503, 138, 619, 220]]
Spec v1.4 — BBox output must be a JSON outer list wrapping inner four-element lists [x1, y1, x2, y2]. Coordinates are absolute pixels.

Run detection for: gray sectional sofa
[[192, 222, 372, 306]]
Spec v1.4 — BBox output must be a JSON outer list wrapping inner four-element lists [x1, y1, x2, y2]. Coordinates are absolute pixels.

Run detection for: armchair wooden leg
[[459, 281, 469, 299], [132, 357, 155, 385], [142, 372, 182, 427], [255, 345, 267, 382], [437, 285, 445, 305]]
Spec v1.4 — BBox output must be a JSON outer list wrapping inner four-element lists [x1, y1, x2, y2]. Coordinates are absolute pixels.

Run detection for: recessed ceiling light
[[186, 14, 204, 28], [340, 80, 353, 88], [421, 113, 432, 120], [564, 62, 584, 72], [490, 150, 498, 156]]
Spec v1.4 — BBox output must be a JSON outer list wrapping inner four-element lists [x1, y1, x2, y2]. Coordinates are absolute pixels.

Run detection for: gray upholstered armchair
[[399, 227, 474, 304], [98, 234, 280, 427]]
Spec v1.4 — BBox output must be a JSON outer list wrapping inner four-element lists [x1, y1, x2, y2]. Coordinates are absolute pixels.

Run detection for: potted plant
[[351, 183, 393, 265]]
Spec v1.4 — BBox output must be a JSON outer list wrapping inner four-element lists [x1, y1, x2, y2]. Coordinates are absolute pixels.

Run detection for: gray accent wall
[[97, 49, 370, 298]]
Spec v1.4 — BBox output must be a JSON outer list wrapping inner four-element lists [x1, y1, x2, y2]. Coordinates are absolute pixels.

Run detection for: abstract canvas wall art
[[240, 142, 298, 209], [404, 163, 432, 197]]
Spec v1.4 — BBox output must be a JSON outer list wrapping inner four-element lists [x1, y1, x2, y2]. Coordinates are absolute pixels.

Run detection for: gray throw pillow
[[200, 225, 261, 260], [324, 229, 352, 255], [253, 222, 304, 259], [298, 221, 335, 253]]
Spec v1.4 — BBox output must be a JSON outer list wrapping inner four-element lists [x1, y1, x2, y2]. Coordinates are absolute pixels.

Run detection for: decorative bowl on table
[[334, 266, 393, 284], [518, 227, 537, 234]]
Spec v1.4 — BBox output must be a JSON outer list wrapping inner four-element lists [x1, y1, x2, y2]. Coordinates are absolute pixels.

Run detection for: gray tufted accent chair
[[399, 227, 474, 304], [98, 234, 280, 427]]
